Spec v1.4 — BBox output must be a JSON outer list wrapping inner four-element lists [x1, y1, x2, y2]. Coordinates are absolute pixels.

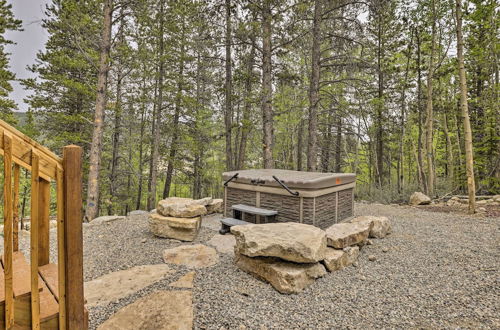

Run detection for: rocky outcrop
[[409, 192, 431, 205], [149, 212, 201, 241], [351, 216, 392, 239], [322, 246, 359, 272], [163, 244, 219, 268], [231, 223, 327, 263], [97, 290, 193, 330], [157, 197, 207, 218], [325, 222, 372, 249], [206, 199, 224, 214], [235, 253, 326, 294]]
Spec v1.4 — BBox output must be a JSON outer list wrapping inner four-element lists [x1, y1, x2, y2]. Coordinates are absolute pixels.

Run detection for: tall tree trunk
[[334, 116, 342, 172], [224, 0, 234, 170], [425, 0, 436, 196], [261, 0, 274, 168], [443, 111, 454, 180], [85, 0, 113, 221], [136, 74, 147, 210], [455, 0, 476, 213], [163, 25, 185, 199], [237, 35, 256, 170], [108, 16, 125, 215], [375, 10, 384, 187], [320, 111, 331, 172], [147, 0, 165, 210], [297, 118, 304, 171], [307, 0, 322, 171], [416, 30, 427, 192]]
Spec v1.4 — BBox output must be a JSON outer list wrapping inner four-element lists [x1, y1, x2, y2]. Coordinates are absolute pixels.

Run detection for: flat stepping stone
[[169, 271, 195, 288], [207, 234, 236, 255], [84, 264, 172, 307], [97, 290, 193, 330], [163, 244, 219, 268]]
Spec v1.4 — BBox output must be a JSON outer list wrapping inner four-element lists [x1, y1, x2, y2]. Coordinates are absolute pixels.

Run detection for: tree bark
[[237, 34, 256, 170], [307, 0, 322, 171], [85, 0, 113, 221], [425, 0, 436, 196], [261, 0, 274, 169], [455, 0, 476, 213], [147, 0, 165, 210], [224, 0, 234, 171], [163, 23, 186, 199]]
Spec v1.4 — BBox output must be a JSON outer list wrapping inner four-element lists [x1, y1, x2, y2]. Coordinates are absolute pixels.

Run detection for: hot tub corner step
[[219, 218, 252, 235], [231, 204, 278, 216]]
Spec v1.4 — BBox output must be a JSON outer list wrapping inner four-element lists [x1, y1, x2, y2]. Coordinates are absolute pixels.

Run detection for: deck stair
[[0, 252, 59, 329]]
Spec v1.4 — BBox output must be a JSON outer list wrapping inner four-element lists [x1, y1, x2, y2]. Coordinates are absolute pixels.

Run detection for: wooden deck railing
[[0, 119, 86, 329]]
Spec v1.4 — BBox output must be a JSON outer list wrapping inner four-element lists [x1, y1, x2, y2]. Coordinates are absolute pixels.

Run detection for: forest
[[0, 0, 498, 220]]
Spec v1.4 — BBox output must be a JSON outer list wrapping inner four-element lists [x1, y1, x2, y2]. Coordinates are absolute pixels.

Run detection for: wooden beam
[[3, 134, 15, 328], [0, 125, 61, 181], [30, 151, 41, 330], [13, 164, 20, 252], [56, 166, 67, 330], [62, 145, 85, 329], [38, 178, 51, 266]]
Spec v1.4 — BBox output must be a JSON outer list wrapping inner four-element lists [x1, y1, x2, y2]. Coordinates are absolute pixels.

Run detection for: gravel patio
[[10, 203, 500, 329]]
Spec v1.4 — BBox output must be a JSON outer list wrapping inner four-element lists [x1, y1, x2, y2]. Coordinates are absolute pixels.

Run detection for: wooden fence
[[0, 119, 86, 329]]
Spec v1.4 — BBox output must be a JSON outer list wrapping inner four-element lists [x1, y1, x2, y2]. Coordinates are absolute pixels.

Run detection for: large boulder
[[409, 192, 431, 205], [235, 253, 326, 294], [231, 223, 327, 263], [149, 212, 201, 241], [157, 197, 207, 218], [192, 197, 212, 206], [325, 222, 372, 249], [206, 199, 223, 214], [322, 246, 359, 272], [350, 216, 392, 239]]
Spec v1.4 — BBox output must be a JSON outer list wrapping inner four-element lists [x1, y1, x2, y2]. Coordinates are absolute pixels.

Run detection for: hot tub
[[222, 169, 356, 229]]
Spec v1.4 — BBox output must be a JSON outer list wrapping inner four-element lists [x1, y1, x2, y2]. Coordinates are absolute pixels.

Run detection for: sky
[[5, 0, 50, 112]]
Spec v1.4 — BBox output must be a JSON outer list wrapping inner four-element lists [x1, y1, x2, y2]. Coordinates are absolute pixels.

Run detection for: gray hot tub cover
[[222, 169, 355, 190]]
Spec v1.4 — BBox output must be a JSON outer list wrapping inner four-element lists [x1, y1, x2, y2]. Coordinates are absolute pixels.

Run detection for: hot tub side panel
[[225, 187, 257, 222], [259, 192, 301, 224], [337, 188, 354, 221]]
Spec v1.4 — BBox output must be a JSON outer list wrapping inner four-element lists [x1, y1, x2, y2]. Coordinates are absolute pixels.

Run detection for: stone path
[[84, 264, 172, 307], [162, 244, 219, 268], [97, 290, 193, 330]]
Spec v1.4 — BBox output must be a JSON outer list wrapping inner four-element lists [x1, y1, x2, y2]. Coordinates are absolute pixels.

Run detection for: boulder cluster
[[231, 216, 391, 294], [149, 197, 223, 241]]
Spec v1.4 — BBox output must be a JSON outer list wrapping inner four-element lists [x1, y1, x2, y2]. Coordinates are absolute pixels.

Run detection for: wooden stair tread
[[39, 263, 58, 301], [39, 280, 58, 322], [0, 252, 43, 301]]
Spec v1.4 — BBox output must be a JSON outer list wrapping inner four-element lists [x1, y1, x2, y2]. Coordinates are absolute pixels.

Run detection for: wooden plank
[[0, 252, 43, 299], [56, 166, 66, 330], [3, 133, 15, 328], [62, 145, 85, 329], [38, 179, 50, 266], [30, 151, 41, 330], [13, 164, 20, 252], [38, 264, 58, 301], [0, 125, 61, 181]]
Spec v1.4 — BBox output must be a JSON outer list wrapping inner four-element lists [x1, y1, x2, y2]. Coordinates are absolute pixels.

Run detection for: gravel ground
[[6, 204, 500, 329]]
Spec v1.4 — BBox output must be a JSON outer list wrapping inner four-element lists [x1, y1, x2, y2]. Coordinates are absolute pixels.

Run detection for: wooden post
[[30, 151, 41, 329], [4, 134, 15, 328], [62, 145, 86, 329], [56, 166, 66, 330], [38, 178, 51, 266], [13, 164, 20, 252]]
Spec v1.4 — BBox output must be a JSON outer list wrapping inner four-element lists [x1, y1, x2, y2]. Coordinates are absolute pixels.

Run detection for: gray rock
[[409, 192, 431, 205]]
